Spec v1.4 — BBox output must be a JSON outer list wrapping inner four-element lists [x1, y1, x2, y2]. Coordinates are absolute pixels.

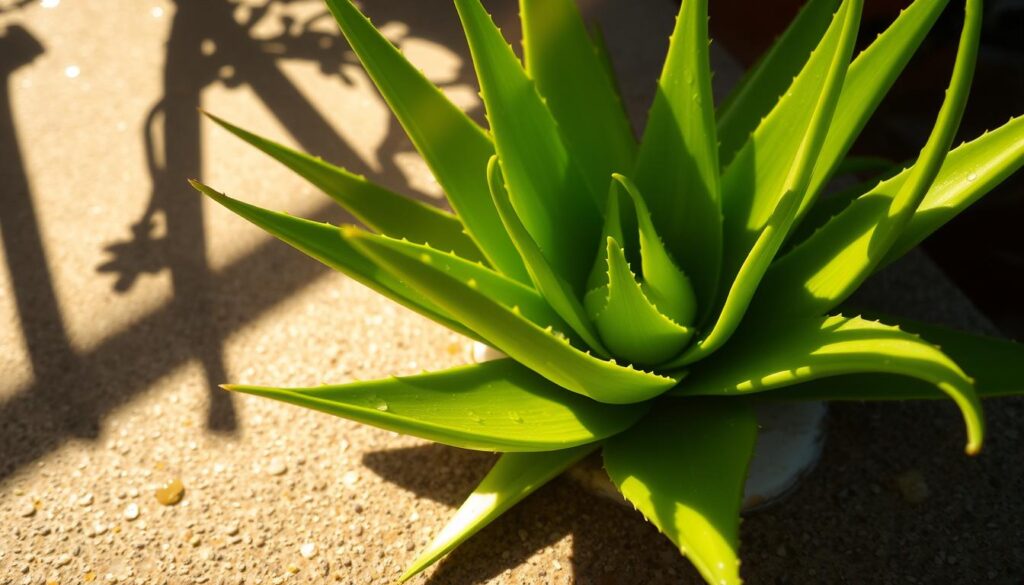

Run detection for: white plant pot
[[472, 342, 827, 512]]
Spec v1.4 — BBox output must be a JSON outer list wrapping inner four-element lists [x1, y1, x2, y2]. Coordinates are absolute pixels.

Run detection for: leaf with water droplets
[[226, 360, 646, 452]]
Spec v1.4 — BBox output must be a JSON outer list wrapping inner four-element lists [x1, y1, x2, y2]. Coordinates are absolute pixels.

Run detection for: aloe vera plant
[[191, 0, 1024, 582]]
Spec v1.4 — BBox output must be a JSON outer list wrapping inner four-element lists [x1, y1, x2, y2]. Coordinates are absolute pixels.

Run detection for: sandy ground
[[1, 0, 1022, 584]]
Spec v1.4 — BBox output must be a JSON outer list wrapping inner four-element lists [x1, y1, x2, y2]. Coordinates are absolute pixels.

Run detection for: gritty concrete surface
[[0, 1, 1022, 584]]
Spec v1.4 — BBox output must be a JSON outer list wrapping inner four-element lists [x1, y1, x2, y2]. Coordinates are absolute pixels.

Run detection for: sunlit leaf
[[672, 314, 985, 454], [400, 445, 595, 582], [226, 360, 645, 452], [190, 180, 474, 340], [752, 0, 981, 319], [344, 228, 681, 404], [454, 0, 602, 292], [324, 0, 527, 282], [673, 0, 862, 367], [520, 0, 636, 196], [634, 0, 721, 312], [604, 399, 756, 585], [201, 111, 484, 263], [586, 238, 694, 367], [487, 157, 608, 354]]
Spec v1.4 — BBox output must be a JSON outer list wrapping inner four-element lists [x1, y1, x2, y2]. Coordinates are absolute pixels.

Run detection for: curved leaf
[[226, 360, 645, 452], [586, 238, 694, 367], [800, 0, 952, 224], [520, 0, 636, 196], [771, 318, 1024, 401], [674, 315, 985, 454], [603, 399, 757, 585], [614, 174, 697, 326], [344, 228, 681, 404], [633, 0, 721, 312], [400, 445, 595, 582], [190, 180, 475, 340], [487, 157, 608, 354], [753, 0, 981, 319], [885, 114, 1024, 263], [454, 0, 602, 292], [716, 0, 841, 165], [201, 111, 483, 263], [673, 0, 862, 367], [719, 0, 861, 275], [324, 0, 527, 282]]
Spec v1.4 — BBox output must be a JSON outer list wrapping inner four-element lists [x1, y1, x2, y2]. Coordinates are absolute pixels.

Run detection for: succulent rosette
[[192, 0, 1024, 582]]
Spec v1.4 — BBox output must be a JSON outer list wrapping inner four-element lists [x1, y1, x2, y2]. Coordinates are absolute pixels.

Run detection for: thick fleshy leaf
[[614, 174, 697, 326], [190, 180, 475, 340], [225, 360, 645, 452], [487, 157, 607, 354], [454, 0, 602, 292], [717, 0, 841, 166], [586, 238, 694, 367], [885, 114, 1024, 263], [633, 0, 721, 312], [603, 399, 757, 585], [324, 0, 527, 282], [344, 228, 681, 404], [673, 315, 985, 454], [673, 0, 862, 367], [771, 318, 1024, 401], [752, 0, 981, 319], [520, 0, 636, 196], [201, 111, 483, 263], [345, 229, 567, 335], [400, 445, 595, 582], [720, 0, 862, 278], [800, 0, 951, 224]]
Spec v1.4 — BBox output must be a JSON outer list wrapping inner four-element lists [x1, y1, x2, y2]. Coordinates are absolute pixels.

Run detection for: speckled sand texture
[[1, 0, 1022, 584]]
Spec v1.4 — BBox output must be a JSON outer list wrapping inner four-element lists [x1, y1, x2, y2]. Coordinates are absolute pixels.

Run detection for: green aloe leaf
[[800, 0, 951, 224], [719, 0, 861, 287], [226, 360, 644, 452], [633, 0, 721, 312], [674, 0, 862, 367], [603, 399, 757, 585], [885, 114, 1024, 263], [771, 318, 1024, 401], [190, 180, 475, 340], [201, 111, 484, 263], [344, 228, 680, 404], [586, 238, 694, 367], [520, 0, 636, 196], [487, 157, 608, 354], [753, 0, 981, 319], [324, 0, 527, 282], [673, 315, 985, 455], [454, 0, 602, 292], [400, 444, 595, 582], [717, 0, 841, 166], [589, 22, 623, 104], [344, 229, 568, 336]]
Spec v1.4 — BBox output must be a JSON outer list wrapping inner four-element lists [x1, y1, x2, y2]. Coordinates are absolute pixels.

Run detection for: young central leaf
[[586, 238, 694, 367]]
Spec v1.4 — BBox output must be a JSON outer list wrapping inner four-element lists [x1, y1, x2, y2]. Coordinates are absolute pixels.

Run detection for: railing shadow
[[0, 0, 503, 477]]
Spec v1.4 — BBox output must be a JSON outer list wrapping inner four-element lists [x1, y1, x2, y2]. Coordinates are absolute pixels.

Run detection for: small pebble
[[286, 564, 300, 574], [55, 553, 72, 567], [78, 493, 94, 507], [123, 503, 140, 521], [17, 500, 36, 518], [154, 479, 185, 506], [341, 471, 358, 487], [266, 459, 287, 477], [300, 542, 317, 559], [224, 523, 239, 537]]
